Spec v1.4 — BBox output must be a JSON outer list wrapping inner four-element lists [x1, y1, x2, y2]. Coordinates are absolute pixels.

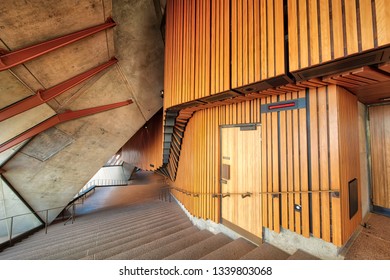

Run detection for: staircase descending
[[156, 108, 195, 180], [0, 198, 318, 260]]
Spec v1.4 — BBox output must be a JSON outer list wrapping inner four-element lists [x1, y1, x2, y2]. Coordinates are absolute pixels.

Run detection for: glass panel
[[0, 178, 41, 244]]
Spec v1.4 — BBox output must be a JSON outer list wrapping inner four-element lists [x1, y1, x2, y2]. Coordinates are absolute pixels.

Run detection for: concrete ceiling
[[0, 0, 164, 221]]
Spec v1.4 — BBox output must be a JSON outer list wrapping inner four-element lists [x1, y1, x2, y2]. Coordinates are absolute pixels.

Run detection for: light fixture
[[379, 97, 390, 102], [160, 90, 164, 98], [294, 204, 302, 212]]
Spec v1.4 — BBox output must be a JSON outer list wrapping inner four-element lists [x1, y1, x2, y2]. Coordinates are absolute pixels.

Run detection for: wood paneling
[[288, 0, 390, 72], [323, 65, 390, 104], [231, 0, 285, 89], [164, 0, 287, 108], [164, 0, 229, 109], [172, 85, 362, 246], [369, 105, 390, 209], [336, 87, 361, 244], [120, 111, 163, 171]]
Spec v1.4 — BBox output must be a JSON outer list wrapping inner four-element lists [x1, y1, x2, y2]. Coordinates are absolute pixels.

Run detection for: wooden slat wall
[[369, 105, 390, 209], [172, 86, 362, 246], [173, 100, 263, 223], [336, 86, 361, 244], [120, 111, 163, 171], [211, 0, 230, 95], [288, 0, 390, 72], [165, 0, 287, 108], [231, 0, 285, 88], [164, 0, 230, 109]]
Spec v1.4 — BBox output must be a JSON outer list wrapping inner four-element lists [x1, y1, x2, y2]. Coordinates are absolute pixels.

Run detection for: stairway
[[0, 198, 318, 260], [156, 108, 195, 180]]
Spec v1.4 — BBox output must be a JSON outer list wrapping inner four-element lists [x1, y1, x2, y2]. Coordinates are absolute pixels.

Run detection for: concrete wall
[[0, 0, 164, 226]]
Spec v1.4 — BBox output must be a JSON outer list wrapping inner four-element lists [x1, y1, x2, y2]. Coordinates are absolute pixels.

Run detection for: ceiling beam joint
[[0, 58, 118, 122]]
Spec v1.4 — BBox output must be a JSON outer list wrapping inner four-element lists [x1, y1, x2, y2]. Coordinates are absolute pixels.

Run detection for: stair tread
[[200, 238, 256, 260], [106, 226, 199, 260], [287, 250, 320, 260], [2, 209, 183, 259], [240, 243, 290, 260], [133, 230, 213, 260], [164, 233, 232, 260], [56, 218, 192, 260], [87, 222, 194, 260]]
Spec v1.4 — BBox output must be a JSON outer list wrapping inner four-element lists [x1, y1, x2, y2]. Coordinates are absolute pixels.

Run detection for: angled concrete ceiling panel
[[0, 141, 28, 166], [22, 32, 113, 89], [0, 104, 56, 144], [0, 0, 107, 49], [0, 71, 34, 110], [62, 66, 132, 110], [113, 0, 164, 120]]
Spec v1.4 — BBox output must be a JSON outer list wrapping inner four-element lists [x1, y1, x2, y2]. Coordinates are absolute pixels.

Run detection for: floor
[[75, 172, 164, 217], [345, 212, 390, 260], [71, 170, 390, 260]]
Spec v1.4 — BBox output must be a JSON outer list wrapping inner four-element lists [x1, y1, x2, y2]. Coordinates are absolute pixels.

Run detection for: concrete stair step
[[2, 211, 184, 259], [164, 233, 232, 260], [133, 230, 214, 260], [62, 219, 190, 260], [3, 205, 175, 251], [287, 250, 320, 260], [85, 221, 194, 260], [200, 238, 256, 260], [106, 226, 199, 260], [240, 243, 290, 260], [43, 216, 189, 260]]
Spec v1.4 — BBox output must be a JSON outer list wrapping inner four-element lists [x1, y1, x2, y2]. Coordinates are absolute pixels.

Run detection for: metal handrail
[[167, 186, 341, 197], [76, 178, 128, 197], [0, 197, 84, 245], [1, 177, 129, 245]]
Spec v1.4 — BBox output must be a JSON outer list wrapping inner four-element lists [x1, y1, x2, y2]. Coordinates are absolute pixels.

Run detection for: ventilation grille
[[200, 91, 240, 103]]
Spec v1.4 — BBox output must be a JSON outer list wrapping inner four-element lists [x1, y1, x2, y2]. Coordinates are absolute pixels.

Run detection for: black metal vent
[[234, 74, 292, 94], [200, 91, 240, 103], [292, 47, 390, 81], [349, 178, 358, 219]]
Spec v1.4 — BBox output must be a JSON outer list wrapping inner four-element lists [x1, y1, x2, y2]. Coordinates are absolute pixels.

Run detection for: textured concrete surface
[[0, 0, 164, 226], [263, 227, 342, 260], [345, 213, 390, 260], [113, 0, 164, 121]]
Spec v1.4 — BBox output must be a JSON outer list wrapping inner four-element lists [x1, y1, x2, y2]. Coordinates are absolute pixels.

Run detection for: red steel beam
[[0, 18, 116, 71], [0, 58, 118, 122], [0, 99, 133, 153]]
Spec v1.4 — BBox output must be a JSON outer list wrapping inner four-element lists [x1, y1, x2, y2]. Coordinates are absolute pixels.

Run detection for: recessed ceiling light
[[379, 97, 390, 101]]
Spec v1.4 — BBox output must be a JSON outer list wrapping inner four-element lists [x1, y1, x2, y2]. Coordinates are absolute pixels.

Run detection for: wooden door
[[221, 124, 262, 244], [369, 105, 390, 211]]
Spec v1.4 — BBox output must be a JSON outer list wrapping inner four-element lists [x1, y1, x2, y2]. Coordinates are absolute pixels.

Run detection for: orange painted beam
[[0, 58, 118, 122], [0, 99, 132, 153], [0, 18, 116, 71]]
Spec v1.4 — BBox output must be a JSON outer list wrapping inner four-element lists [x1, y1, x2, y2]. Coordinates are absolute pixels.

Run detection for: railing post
[[9, 216, 13, 245], [45, 210, 49, 234]]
